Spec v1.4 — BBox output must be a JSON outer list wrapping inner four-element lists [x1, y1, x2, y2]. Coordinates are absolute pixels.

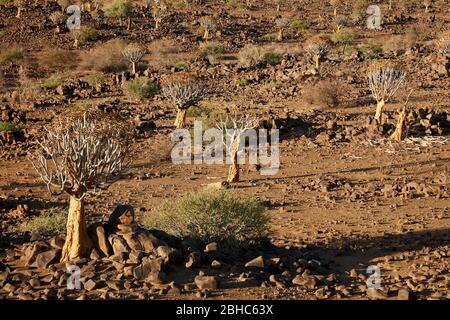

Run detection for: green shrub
[[42, 74, 64, 90], [173, 61, 188, 71], [143, 189, 269, 252], [82, 72, 107, 86], [0, 0, 12, 6], [104, 0, 133, 19], [124, 77, 159, 100], [237, 78, 250, 86], [79, 27, 99, 44], [358, 43, 383, 60], [0, 121, 19, 132], [199, 42, 224, 65], [18, 209, 66, 236], [262, 51, 282, 66], [330, 28, 359, 54], [0, 47, 24, 64], [290, 20, 309, 35]]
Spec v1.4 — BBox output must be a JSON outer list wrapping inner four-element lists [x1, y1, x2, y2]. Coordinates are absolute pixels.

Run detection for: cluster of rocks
[[364, 109, 449, 139], [299, 174, 449, 202]]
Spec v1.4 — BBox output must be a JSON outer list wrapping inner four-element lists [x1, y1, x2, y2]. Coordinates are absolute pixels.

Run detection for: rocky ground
[[0, 0, 449, 300]]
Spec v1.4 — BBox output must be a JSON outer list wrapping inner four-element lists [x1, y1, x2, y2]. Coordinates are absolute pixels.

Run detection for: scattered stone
[[194, 275, 219, 290], [245, 256, 265, 269], [83, 279, 97, 291], [33, 249, 61, 269]]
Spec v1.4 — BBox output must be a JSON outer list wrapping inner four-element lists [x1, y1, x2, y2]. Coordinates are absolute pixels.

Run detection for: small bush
[[37, 49, 79, 71], [358, 43, 383, 60], [262, 51, 282, 66], [330, 28, 359, 54], [0, 121, 19, 132], [0, 0, 12, 6], [0, 47, 24, 64], [82, 72, 107, 86], [104, 0, 132, 19], [124, 77, 159, 100], [237, 78, 250, 86], [42, 74, 64, 90], [172, 61, 188, 71], [80, 39, 128, 73], [303, 80, 343, 108], [78, 27, 99, 44], [18, 209, 66, 236], [290, 20, 309, 35], [199, 42, 224, 65], [143, 189, 269, 252], [238, 44, 264, 68]]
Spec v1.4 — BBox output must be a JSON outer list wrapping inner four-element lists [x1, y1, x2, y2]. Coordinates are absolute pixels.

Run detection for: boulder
[[33, 249, 61, 269], [108, 205, 134, 226]]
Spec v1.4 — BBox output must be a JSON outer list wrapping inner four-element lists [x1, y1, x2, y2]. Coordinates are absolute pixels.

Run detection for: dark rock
[[90, 224, 112, 257], [33, 249, 61, 269], [108, 205, 134, 226], [157, 246, 181, 264], [137, 232, 163, 252], [185, 252, 203, 268]]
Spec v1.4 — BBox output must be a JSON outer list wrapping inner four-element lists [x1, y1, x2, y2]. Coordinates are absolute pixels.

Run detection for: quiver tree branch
[[162, 81, 206, 129], [368, 64, 406, 123], [31, 111, 131, 262]]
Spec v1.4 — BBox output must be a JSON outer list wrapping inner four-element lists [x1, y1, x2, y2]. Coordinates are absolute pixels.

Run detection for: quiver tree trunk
[[390, 107, 407, 141], [227, 141, 240, 183], [155, 20, 160, 30], [203, 29, 209, 40], [374, 99, 385, 123], [127, 17, 132, 30], [16, 7, 21, 18], [314, 55, 320, 68], [333, 8, 337, 16], [131, 62, 136, 75], [277, 29, 283, 41], [60, 196, 92, 262], [174, 108, 187, 129]]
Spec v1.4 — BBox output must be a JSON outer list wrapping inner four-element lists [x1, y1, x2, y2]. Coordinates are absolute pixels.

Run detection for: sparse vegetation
[[80, 39, 128, 73], [0, 121, 19, 132], [124, 77, 159, 100], [143, 188, 269, 253], [368, 61, 406, 123], [18, 209, 66, 236]]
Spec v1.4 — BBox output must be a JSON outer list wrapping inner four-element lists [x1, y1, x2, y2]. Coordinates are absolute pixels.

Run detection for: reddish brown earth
[[0, 0, 449, 300]]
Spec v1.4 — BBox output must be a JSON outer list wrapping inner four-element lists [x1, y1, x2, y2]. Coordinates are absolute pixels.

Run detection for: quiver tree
[[423, 0, 431, 13], [329, 0, 341, 16], [71, 28, 82, 48], [122, 43, 146, 75], [199, 16, 217, 40], [14, 0, 28, 18], [162, 80, 206, 129], [152, 6, 166, 30], [390, 90, 413, 141], [104, 0, 133, 30], [50, 11, 66, 33], [274, 0, 282, 12], [367, 62, 406, 123], [275, 18, 289, 41], [217, 115, 257, 183], [31, 112, 131, 262], [304, 35, 330, 68]]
